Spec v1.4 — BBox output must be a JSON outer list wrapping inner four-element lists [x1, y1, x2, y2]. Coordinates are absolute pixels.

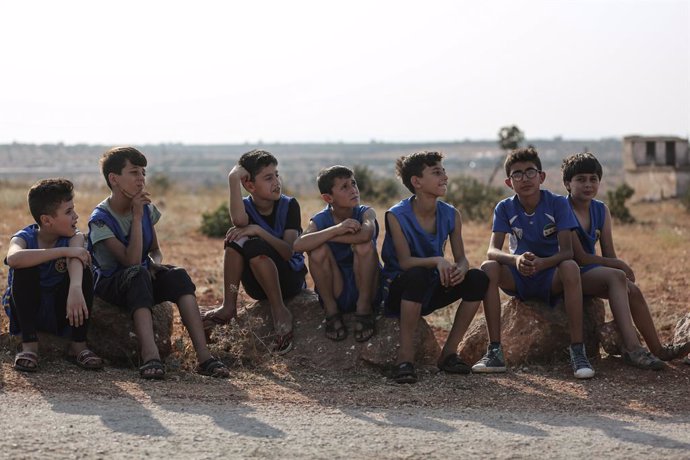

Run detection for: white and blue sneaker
[[569, 343, 595, 379], [472, 344, 507, 373]]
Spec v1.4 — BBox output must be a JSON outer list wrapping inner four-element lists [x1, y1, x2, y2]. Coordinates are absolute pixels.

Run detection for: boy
[[3, 178, 103, 372], [381, 151, 489, 384], [479, 147, 595, 379], [202, 150, 306, 355], [88, 147, 228, 379], [293, 165, 380, 342], [562, 152, 690, 368]]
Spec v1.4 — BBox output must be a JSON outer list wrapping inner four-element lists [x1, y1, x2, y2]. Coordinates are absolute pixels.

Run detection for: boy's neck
[[35, 227, 60, 248], [329, 204, 354, 222], [108, 192, 133, 216], [411, 193, 437, 216], [568, 194, 591, 212], [516, 189, 541, 214], [251, 194, 275, 215]]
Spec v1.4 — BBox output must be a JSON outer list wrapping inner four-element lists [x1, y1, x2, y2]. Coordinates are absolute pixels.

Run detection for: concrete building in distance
[[623, 135, 690, 201]]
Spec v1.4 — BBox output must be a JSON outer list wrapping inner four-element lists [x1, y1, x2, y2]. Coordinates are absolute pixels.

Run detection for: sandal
[[325, 312, 347, 341], [394, 361, 418, 384], [437, 353, 471, 374], [14, 351, 38, 373], [68, 349, 104, 370], [656, 342, 690, 361], [354, 313, 376, 342], [271, 330, 294, 355], [139, 358, 166, 380], [196, 356, 230, 378], [622, 348, 666, 371]]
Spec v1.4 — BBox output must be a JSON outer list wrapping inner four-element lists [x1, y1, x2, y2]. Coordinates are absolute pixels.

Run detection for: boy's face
[[111, 159, 146, 198], [565, 173, 600, 201], [42, 199, 78, 237], [245, 163, 281, 201], [505, 161, 545, 196], [413, 161, 447, 197], [323, 175, 360, 208]]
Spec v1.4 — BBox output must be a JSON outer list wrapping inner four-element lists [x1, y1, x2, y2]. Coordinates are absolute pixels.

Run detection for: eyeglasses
[[509, 168, 540, 181]]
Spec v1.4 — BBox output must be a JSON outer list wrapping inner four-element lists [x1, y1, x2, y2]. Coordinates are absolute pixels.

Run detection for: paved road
[[2, 392, 689, 459]]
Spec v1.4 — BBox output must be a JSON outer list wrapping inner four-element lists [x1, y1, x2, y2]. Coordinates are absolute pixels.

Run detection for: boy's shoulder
[[11, 224, 39, 243]]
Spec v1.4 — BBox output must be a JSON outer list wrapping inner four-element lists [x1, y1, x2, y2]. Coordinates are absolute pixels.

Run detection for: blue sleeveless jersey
[[87, 204, 154, 280], [2, 225, 71, 335], [311, 204, 379, 266], [570, 197, 606, 273], [381, 197, 456, 282], [243, 195, 305, 272]]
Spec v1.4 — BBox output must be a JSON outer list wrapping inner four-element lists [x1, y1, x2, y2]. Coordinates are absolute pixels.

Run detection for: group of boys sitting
[[4, 147, 689, 383]]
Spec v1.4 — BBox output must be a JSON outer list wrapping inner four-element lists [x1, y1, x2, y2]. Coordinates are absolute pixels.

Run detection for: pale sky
[[1, 0, 688, 144]]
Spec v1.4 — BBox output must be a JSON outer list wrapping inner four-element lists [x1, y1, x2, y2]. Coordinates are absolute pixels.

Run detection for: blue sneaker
[[472, 344, 507, 373]]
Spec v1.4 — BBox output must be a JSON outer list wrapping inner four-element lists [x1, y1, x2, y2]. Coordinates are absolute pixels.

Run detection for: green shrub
[[353, 165, 401, 204], [200, 202, 231, 237], [445, 175, 504, 221], [606, 183, 635, 223]]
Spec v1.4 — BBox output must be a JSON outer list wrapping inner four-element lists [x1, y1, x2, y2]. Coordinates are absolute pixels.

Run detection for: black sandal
[[196, 356, 230, 378], [394, 361, 418, 384], [437, 353, 471, 374], [354, 313, 376, 342], [139, 358, 166, 380], [325, 312, 347, 341]]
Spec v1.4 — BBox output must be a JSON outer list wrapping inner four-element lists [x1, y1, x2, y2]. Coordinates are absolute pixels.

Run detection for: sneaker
[[656, 342, 690, 361], [472, 344, 507, 373], [569, 343, 595, 379], [622, 348, 666, 371]]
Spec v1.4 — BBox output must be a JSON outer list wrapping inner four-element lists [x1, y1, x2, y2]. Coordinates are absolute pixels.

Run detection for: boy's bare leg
[[581, 267, 642, 350], [133, 308, 162, 377], [441, 300, 481, 358], [307, 244, 342, 317], [206, 247, 244, 322], [353, 241, 378, 315], [248, 256, 292, 335], [397, 299, 422, 364], [178, 294, 213, 363], [480, 260, 505, 342], [553, 260, 584, 343], [627, 281, 664, 354]]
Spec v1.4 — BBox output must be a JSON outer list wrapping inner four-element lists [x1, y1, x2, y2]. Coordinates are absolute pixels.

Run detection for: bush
[[606, 183, 635, 223], [353, 165, 401, 204], [200, 202, 231, 237], [445, 175, 504, 221]]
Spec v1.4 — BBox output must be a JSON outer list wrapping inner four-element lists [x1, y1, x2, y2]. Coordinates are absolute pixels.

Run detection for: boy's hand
[[229, 165, 250, 185], [516, 252, 537, 276], [616, 260, 635, 282], [65, 247, 91, 267], [436, 258, 455, 287], [131, 190, 152, 218], [66, 286, 88, 327], [225, 224, 261, 243], [336, 219, 361, 235], [449, 263, 468, 286]]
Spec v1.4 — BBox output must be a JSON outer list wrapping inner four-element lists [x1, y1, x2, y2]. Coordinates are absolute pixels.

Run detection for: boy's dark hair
[[504, 147, 542, 177], [395, 151, 444, 194], [100, 146, 148, 189], [239, 149, 278, 181], [561, 152, 603, 182], [317, 165, 354, 194], [28, 178, 74, 225]]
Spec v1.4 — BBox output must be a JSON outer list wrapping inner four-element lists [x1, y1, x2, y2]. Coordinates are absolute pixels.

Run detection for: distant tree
[[606, 183, 635, 224], [488, 125, 525, 185], [446, 175, 504, 221], [353, 165, 400, 204]]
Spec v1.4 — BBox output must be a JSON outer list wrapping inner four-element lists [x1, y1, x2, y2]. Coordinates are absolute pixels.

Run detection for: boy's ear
[[39, 214, 52, 227], [411, 175, 422, 190], [321, 193, 334, 204], [504, 177, 514, 189], [563, 180, 571, 192], [243, 178, 255, 193], [539, 171, 546, 184], [108, 172, 119, 188]]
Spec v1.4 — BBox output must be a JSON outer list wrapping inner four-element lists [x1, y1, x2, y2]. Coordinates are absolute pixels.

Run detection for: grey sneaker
[[472, 344, 507, 373], [569, 343, 595, 379], [622, 348, 666, 371]]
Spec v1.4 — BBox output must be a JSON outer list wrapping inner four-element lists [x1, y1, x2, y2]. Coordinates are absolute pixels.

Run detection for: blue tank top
[[492, 189, 578, 257], [87, 204, 154, 279], [311, 205, 378, 267], [381, 197, 456, 282], [243, 195, 305, 272], [2, 225, 71, 334], [571, 198, 606, 255]]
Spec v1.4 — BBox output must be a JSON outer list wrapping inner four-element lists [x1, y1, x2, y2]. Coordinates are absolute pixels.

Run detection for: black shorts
[[226, 237, 306, 301], [95, 264, 196, 315]]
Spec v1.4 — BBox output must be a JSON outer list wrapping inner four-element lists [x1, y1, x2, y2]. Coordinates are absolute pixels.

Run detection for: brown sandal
[[68, 349, 104, 370], [14, 351, 39, 372]]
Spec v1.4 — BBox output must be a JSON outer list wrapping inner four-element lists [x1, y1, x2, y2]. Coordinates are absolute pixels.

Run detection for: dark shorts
[[95, 264, 196, 315], [226, 237, 306, 301], [385, 267, 488, 317], [316, 263, 383, 314]]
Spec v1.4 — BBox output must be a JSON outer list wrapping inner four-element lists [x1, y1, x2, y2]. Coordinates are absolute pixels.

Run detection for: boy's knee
[[480, 260, 501, 281], [466, 268, 490, 294], [248, 254, 276, 270], [627, 280, 642, 298], [558, 260, 580, 283], [308, 244, 329, 264]]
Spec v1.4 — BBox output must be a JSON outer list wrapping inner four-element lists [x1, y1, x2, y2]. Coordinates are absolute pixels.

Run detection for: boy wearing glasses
[[475, 147, 595, 379]]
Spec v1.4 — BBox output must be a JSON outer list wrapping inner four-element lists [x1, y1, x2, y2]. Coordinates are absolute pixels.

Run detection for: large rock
[[86, 298, 174, 365], [208, 289, 440, 371], [458, 297, 605, 365], [673, 312, 690, 344]]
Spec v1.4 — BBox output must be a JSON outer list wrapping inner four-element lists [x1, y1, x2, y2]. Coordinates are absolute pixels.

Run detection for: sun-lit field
[[1, 179, 688, 348]]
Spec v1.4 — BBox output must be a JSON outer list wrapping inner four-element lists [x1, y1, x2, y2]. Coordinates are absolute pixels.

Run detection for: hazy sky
[[1, 0, 688, 144]]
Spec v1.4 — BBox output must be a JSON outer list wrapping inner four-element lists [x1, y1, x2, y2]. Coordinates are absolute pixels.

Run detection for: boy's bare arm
[[293, 220, 350, 252], [328, 208, 378, 245], [5, 236, 91, 269], [228, 165, 249, 227], [148, 227, 163, 264], [487, 232, 519, 267], [65, 233, 89, 327], [226, 224, 296, 261], [448, 208, 469, 286], [530, 230, 574, 272], [386, 212, 444, 271]]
